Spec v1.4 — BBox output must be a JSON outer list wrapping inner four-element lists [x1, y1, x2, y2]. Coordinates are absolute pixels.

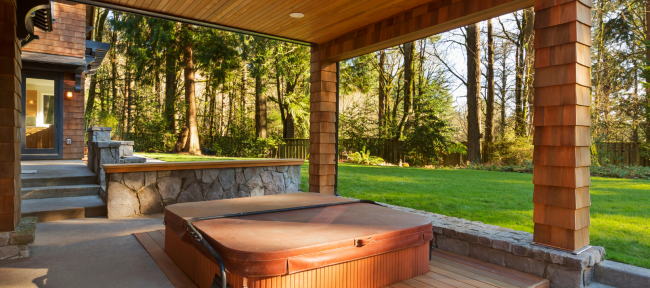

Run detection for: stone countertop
[[103, 159, 305, 173]]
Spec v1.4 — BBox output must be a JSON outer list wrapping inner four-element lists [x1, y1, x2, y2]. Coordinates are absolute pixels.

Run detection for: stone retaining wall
[[104, 165, 301, 219], [377, 202, 605, 288]]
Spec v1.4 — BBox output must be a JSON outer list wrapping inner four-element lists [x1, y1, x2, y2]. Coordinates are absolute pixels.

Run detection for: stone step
[[21, 184, 100, 200], [21, 175, 96, 188], [594, 260, 650, 288], [21, 196, 107, 222]]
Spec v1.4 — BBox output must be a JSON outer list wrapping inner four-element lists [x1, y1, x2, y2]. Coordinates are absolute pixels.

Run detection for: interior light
[[66, 91, 73, 98], [290, 13, 304, 18], [29, 100, 34, 104]]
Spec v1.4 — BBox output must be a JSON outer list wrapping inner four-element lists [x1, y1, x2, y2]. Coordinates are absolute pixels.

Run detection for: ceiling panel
[[90, 0, 435, 44]]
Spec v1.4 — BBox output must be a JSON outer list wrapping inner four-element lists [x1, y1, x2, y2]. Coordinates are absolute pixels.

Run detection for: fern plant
[[347, 146, 385, 165]]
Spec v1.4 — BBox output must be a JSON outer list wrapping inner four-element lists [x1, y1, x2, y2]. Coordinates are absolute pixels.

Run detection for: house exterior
[[3, 0, 591, 257], [20, 0, 108, 160]]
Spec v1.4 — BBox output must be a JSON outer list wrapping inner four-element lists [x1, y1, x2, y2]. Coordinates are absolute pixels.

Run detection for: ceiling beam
[[315, 0, 535, 62], [63, 0, 314, 46]]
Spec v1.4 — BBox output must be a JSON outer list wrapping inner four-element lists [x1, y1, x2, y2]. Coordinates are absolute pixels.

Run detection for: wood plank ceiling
[[91, 0, 435, 44]]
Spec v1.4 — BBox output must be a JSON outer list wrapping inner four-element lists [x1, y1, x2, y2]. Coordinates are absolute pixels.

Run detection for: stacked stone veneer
[[377, 203, 605, 288], [104, 165, 301, 219], [0, 217, 36, 261]]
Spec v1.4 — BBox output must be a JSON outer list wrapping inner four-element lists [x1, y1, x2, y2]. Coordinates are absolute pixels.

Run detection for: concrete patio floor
[[21, 160, 95, 179], [0, 215, 173, 288]]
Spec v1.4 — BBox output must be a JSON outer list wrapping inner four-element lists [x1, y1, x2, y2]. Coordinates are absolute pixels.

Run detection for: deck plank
[[133, 232, 197, 288], [401, 278, 440, 288], [429, 259, 520, 288], [433, 249, 544, 284], [148, 230, 166, 250], [428, 270, 496, 288], [421, 271, 478, 288], [412, 275, 457, 288]]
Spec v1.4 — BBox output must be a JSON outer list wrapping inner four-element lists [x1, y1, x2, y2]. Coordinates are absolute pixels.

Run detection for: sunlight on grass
[[137, 152, 650, 269], [300, 163, 650, 269]]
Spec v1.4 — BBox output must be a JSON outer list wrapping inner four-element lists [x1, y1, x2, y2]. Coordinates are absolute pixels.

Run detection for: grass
[[140, 153, 650, 269]]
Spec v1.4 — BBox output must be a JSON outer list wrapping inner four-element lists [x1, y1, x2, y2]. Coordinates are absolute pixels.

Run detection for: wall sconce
[[65, 90, 73, 99], [29, 100, 34, 104]]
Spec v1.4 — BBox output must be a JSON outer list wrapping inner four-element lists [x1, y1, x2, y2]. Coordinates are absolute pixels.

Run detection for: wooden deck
[[135, 230, 549, 288]]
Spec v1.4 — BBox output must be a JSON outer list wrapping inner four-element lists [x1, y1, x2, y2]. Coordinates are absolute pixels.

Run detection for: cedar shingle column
[[0, 0, 22, 232], [532, 0, 592, 251], [309, 46, 336, 195]]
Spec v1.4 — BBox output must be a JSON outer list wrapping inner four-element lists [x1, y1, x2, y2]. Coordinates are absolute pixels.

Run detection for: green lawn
[[139, 153, 650, 269]]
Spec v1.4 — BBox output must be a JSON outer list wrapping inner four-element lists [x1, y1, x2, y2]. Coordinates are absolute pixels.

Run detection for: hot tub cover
[[164, 193, 433, 277]]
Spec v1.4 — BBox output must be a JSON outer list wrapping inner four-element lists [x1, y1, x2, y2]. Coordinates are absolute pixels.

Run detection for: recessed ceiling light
[[290, 13, 304, 18]]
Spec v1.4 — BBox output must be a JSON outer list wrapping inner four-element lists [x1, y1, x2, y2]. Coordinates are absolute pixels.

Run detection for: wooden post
[[0, 0, 22, 232], [308, 46, 337, 195], [532, 0, 592, 251]]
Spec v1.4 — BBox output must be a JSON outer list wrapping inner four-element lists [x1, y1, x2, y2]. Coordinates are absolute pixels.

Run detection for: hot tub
[[164, 193, 433, 288]]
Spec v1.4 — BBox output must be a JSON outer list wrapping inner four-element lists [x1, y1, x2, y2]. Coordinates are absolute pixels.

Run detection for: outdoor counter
[[101, 159, 304, 218], [164, 193, 433, 288]]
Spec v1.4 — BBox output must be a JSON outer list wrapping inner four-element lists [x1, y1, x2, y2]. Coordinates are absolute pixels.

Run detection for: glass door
[[21, 72, 62, 158]]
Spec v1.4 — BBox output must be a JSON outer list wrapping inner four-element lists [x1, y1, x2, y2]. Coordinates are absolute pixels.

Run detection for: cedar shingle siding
[[22, 0, 86, 58]]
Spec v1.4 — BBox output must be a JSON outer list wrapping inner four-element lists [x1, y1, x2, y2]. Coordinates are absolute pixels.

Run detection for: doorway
[[21, 72, 63, 159]]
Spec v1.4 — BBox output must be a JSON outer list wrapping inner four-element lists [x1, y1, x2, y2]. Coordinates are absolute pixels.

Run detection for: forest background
[[84, 0, 649, 167]]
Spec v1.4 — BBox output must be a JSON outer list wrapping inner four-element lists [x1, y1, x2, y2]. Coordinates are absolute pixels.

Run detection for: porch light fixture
[[290, 13, 304, 18], [29, 100, 34, 104], [65, 90, 73, 99]]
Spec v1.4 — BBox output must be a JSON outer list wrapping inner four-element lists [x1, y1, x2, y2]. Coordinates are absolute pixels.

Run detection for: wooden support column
[[532, 0, 592, 251], [309, 46, 337, 195], [0, 0, 22, 232]]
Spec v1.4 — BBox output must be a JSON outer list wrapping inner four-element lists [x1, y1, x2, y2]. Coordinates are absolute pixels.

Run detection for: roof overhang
[[64, 0, 534, 61]]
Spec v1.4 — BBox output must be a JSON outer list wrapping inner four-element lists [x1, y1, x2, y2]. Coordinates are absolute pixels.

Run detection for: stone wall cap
[[87, 127, 113, 132], [103, 159, 305, 174], [118, 141, 135, 145]]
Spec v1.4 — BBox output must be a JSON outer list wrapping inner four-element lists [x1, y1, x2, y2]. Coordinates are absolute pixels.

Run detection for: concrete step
[[21, 175, 96, 188], [594, 260, 650, 288], [587, 282, 615, 288], [21, 196, 107, 222], [21, 184, 100, 200]]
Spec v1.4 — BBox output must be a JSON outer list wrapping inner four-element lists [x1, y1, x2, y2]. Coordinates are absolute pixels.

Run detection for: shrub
[[348, 146, 385, 165]]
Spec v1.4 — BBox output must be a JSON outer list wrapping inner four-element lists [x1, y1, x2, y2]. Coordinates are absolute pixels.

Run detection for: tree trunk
[[255, 73, 267, 138], [165, 49, 177, 133], [499, 41, 508, 141], [378, 50, 386, 136], [646, 0, 650, 142], [523, 8, 535, 136], [181, 24, 201, 155], [514, 18, 526, 138], [485, 19, 495, 143], [241, 59, 248, 127], [127, 76, 133, 134], [397, 41, 414, 140], [284, 83, 296, 139], [86, 76, 98, 125], [110, 19, 118, 115], [466, 23, 482, 163], [123, 70, 130, 135]]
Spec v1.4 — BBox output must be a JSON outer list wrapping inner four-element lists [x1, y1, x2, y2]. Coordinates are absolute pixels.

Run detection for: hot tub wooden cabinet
[[164, 193, 433, 288]]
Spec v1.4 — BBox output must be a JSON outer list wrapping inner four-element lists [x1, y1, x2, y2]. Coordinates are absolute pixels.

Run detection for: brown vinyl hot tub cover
[[164, 193, 433, 277]]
